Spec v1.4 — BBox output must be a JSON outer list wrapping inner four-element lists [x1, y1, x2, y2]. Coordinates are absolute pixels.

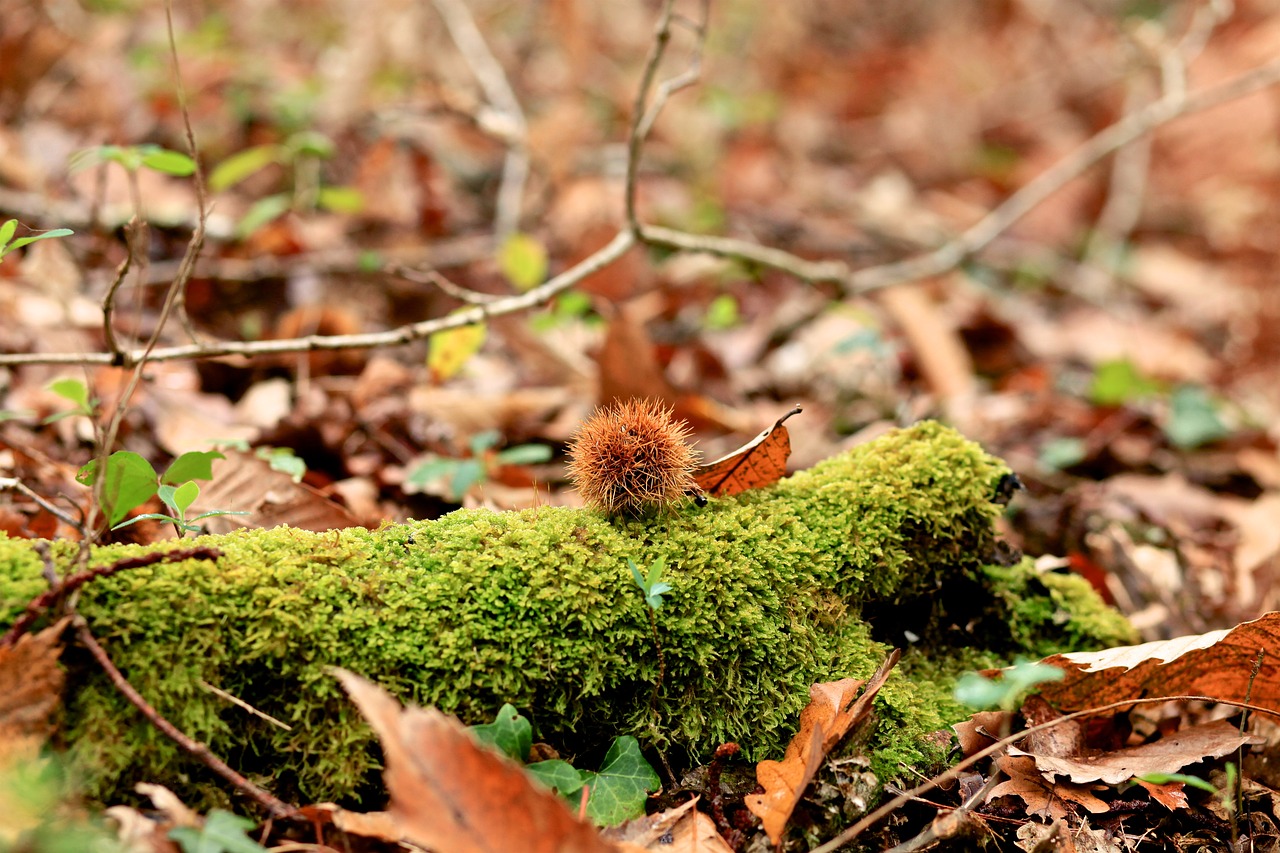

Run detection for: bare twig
[[390, 265, 502, 304], [432, 0, 528, 241], [811, 692, 1280, 853], [626, 0, 710, 234], [1, 546, 221, 648], [0, 229, 635, 366], [75, 618, 294, 818], [0, 477, 84, 532], [198, 679, 293, 732]]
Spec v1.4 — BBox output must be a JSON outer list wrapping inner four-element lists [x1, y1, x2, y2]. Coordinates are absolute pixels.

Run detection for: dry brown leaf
[[953, 710, 1011, 758], [1038, 611, 1280, 713], [988, 754, 1109, 822], [605, 798, 733, 853], [693, 406, 801, 498], [877, 279, 975, 401], [1013, 719, 1259, 786], [744, 651, 900, 845], [0, 618, 68, 769], [333, 668, 621, 853], [295, 803, 405, 844], [189, 451, 357, 534], [1134, 778, 1189, 811]]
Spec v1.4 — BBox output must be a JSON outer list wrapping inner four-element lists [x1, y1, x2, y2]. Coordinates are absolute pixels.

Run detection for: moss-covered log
[[0, 422, 1133, 809]]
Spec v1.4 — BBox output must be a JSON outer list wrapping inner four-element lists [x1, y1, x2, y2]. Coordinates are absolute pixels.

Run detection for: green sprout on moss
[[953, 659, 1065, 713]]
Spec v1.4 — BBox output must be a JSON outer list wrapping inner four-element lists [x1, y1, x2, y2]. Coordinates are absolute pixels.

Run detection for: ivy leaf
[[169, 809, 268, 853], [577, 736, 659, 826], [470, 703, 532, 762], [77, 451, 159, 527], [528, 759, 585, 798]]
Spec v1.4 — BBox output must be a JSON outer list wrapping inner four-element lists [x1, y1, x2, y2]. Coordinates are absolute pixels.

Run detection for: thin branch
[[432, 0, 528, 241], [390, 265, 503, 304], [1, 546, 221, 648], [75, 618, 295, 818], [626, 0, 710, 235], [642, 52, 1280, 295], [811, 692, 1280, 853], [198, 679, 293, 732], [0, 477, 84, 533], [0, 229, 635, 366]]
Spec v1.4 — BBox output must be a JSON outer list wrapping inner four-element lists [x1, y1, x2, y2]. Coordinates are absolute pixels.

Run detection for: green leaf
[[1164, 386, 1230, 449], [236, 194, 291, 238], [404, 456, 458, 491], [468, 430, 502, 454], [255, 447, 306, 482], [140, 147, 196, 176], [0, 219, 16, 248], [287, 131, 335, 160], [189, 510, 250, 522], [1089, 359, 1161, 406], [528, 759, 584, 797], [495, 444, 553, 466], [1138, 772, 1217, 795], [77, 451, 159, 527], [47, 378, 92, 414], [209, 145, 281, 192], [448, 459, 485, 500], [645, 555, 665, 587], [954, 661, 1063, 712], [170, 481, 200, 516], [952, 672, 1007, 711], [427, 320, 486, 382], [163, 450, 225, 485], [316, 186, 364, 214], [497, 232, 548, 292], [1038, 437, 1086, 472], [169, 809, 268, 853], [5, 229, 74, 254], [704, 294, 739, 330], [577, 736, 659, 826], [470, 704, 532, 762], [627, 558, 647, 592]]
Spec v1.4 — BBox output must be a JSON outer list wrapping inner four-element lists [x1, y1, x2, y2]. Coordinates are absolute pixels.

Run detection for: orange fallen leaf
[[986, 754, 1109, 822], [694, 406, 802, 498], [0, 618, 69, 769], [1135, 778, 1190, 811], [605, 798, 733, 853], [744, 650, 900, 845], [1037, 611, 1280, 713], [333, 668, 626, 853]]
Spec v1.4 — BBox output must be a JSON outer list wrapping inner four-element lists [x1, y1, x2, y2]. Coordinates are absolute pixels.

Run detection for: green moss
[[0, 421, 1130, 809]]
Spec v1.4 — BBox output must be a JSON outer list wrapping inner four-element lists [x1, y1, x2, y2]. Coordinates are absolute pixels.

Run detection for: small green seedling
[[954, 660, 1065, 713], [43, 378, 95, 423], [77, 450, 245, 534], [469, 704, 660, 826], [70, 143, 196, 177], [169, 809, 268, 853], [207, 130, 363, 237], [0, 219, 74, 264], [405, 430, 552, 501], [628, 556, 672, 611]]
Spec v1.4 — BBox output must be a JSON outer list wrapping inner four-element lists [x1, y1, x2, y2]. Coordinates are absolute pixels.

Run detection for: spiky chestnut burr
[[566, 398, 699, 516]]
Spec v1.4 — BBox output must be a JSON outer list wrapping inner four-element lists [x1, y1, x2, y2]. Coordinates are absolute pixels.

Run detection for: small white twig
[[432, 0, 528, 241], [197, 679, 293, 731]]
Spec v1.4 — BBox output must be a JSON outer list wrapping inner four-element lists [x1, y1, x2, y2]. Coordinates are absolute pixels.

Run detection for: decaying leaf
[[189, 451, 357, 534], [1134, 778, 1189, 811], [333, 668, 625, 853], [1013, 719, 1261, 787], [1038, 611, 1280, 713], [744, 650, 899, 845], [0, 618, 69, 769], [694, 405, 802, 498], [605, 798, 733, 853], [987, 754, 1109, 822]]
